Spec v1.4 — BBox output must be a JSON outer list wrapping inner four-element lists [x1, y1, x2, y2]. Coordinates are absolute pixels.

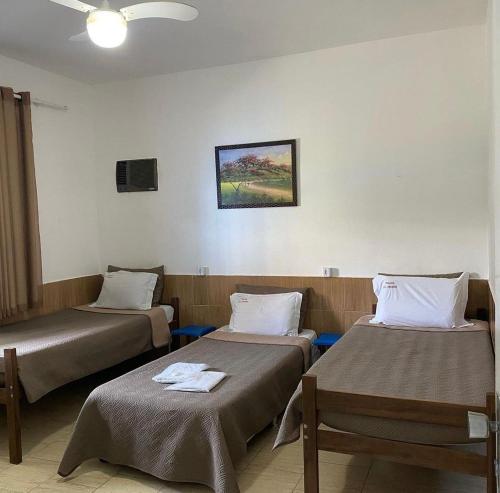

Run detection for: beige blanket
[[58, 334, 310, 493], [275, 320, 494, 447], [205, 330, 310, 369], [74, 305, 170, 348]]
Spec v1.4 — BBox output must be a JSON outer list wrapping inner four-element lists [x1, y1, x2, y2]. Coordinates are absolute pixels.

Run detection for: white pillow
[[371, 272, 470, 329], [93, 270, 158, 310], [229, 292, 303, 336]]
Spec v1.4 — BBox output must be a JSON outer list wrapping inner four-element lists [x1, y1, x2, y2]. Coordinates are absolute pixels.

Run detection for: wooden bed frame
[[2, 296, 180, 465], [302, 309, 496, 493]]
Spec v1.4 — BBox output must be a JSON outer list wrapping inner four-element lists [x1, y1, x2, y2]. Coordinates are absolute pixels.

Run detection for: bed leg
[[302, 374, 319, 493], [170, 297, 180, 330], [486, 392, 496, 493], [4, 349, 21, 464]]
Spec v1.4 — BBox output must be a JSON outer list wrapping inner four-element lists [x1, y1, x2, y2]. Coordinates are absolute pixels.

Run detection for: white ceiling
[[0, 0, 487, 84]]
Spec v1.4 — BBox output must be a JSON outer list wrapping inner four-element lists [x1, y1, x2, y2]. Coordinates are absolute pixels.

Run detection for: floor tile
[[95, 476, 163, 492], [27, 440, 69, 462], [294, 476, 362, 493], [53, 459, 120, 489], [319, 450, 372, 467], [250, 442, 304, 473], [238, 471, 299, 493], [0, 477, 40, 493], [243, 462, 302, 484], [365, 459, 486, 493], [29, 481, 95, 493], [0, 457, 57, 483]]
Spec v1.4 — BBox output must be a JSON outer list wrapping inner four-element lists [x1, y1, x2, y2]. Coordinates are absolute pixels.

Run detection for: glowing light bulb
[[87, 10, 127, 48]]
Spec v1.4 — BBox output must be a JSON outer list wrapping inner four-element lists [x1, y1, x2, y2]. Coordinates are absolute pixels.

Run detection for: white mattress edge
[[159, 304, 175, 324]]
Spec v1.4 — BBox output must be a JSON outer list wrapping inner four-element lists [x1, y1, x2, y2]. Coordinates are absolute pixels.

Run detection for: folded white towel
[[166, 371, 227, 393], [152, 362, 209, 384]]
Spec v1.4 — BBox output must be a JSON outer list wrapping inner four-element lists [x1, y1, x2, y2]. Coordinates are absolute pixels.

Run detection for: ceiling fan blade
[[49, 0, 97, 13], [120, 2, 198, 22], [69, 31, 90, 42]]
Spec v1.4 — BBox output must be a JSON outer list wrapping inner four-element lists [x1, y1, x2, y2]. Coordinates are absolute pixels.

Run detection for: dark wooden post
[[486, 392, 496, 493], [4, 348, 21, 464], [302, 374, 319, 493], [170, 297, 180, 330]]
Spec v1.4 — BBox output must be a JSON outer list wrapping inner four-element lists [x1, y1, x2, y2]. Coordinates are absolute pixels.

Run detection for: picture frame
[[215, 139, 298, 209]]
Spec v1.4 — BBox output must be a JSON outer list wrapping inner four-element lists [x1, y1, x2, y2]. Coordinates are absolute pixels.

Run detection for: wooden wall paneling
[[343, 278, 376, 312], [466, 280, 490, 319], [342, 310, 373, 333], [193, 276, 235, 306], [1, 274, 494, 337], [305, 277, 344, 311], [306, 310, 343, 333], [164, 275, 494, 335], [163, 275, 194, 327], [191, 305, 232, 328], [41, 275, 102, 314], [0, 275, 102, 327]]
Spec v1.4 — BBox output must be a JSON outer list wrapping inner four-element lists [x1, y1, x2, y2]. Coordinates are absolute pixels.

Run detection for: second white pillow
[[371, 272, 470, 329], [229, 292, 303, 336]]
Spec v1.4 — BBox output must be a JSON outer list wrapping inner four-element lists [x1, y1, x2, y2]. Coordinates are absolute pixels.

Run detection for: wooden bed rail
[[316, 389, 485, 428], [302, 374, 496, 493]]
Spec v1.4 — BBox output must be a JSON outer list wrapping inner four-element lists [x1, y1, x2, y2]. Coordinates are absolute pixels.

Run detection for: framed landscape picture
[[215, 139, 297, 209]]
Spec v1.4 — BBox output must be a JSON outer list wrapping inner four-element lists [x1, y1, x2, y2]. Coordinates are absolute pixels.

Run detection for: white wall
[[94, 26, 489, 277], [0, 54, 101, 282], [487, 0, 500, 409], [488, 0, 496, 298]]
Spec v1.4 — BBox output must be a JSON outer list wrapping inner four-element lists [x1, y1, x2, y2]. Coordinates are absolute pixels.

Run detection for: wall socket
[[198, 266, 209, 277], [322, 267, 338, 277]]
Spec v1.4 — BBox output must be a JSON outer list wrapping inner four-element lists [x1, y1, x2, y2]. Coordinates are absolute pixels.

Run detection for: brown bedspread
[[275, 320, 494, 447], [0, 309, 159, 402], [74, 305, 170, 348], [58, 334, 309, 493]]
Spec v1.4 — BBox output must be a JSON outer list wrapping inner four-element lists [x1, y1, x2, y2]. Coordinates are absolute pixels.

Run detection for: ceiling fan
[[49, 0, 198, 48]]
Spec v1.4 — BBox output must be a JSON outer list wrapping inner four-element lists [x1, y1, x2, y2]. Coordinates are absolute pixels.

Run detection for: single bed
[[58, 329, 313, 493], [0, 299, 179, 465], [275, 314, 495, 493]]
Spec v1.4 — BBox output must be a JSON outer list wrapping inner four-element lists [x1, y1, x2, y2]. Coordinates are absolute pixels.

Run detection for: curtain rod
[[13, 92, 68, 112]]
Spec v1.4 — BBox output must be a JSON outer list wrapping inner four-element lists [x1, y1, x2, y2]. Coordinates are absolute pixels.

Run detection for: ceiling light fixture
[[87, 7, 127, 48], [49, 0, 198, 49]]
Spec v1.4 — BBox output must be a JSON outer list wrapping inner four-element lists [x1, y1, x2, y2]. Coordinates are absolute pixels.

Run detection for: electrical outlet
[[198, 266, 209, 276], [322, 267, 338, 277]]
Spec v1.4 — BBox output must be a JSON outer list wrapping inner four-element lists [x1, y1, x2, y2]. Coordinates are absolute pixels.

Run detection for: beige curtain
[[0, 87, 42, 320]]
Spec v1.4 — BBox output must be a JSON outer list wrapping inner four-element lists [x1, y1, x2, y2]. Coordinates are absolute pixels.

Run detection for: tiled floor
[[0, 373, 487, 493]]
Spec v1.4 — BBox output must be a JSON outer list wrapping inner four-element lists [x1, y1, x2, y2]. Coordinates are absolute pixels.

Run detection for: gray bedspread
[[0, 309, 154, 402], [58, 335, 307, 493], [275, 319, 494, 447]]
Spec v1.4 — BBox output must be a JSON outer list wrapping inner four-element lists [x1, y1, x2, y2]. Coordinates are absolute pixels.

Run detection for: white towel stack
[[152, 362, 227, 392], [166, 371, 227, 393], [152, 362, 209, 384]]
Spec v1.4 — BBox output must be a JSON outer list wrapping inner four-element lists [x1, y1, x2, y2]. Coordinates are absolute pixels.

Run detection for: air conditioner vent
[[116, 159, 158, 192], [116, 162, 127, 186]]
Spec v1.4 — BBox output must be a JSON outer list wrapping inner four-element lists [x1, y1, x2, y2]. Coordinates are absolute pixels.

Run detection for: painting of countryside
[[215, 139, 297, 209]]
